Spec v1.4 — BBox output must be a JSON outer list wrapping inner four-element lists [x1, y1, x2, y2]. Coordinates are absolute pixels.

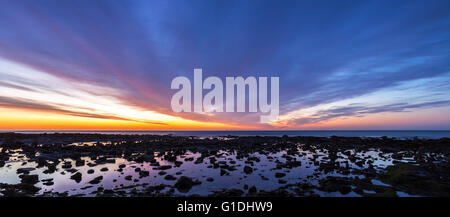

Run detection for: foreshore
[[0, 133, 449, 197]]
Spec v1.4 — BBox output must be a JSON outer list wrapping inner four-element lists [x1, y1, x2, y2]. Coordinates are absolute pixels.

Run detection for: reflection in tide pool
[[0, 145, 403, 197]]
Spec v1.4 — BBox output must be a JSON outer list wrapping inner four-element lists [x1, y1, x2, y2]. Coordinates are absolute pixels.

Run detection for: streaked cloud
[[0, 0, 449, 129]]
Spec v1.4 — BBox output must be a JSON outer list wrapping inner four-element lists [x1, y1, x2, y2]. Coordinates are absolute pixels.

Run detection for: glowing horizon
[[1, 0, 450, 130]]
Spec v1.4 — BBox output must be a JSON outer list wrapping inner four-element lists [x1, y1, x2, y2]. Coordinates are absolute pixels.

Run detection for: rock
[[340, 185, 352, 195], [66, 168, 78, 173], [100, 167, 108, 172], [155, 165, 172, 170], [220, 169, 229, 176], [174, 161, 183, 167], [139, 170, 150, 178], [87, 169, 95, 174], [125, 175, 132, 181], [158, 171, 167, 176], [0, 183, 40, 196], [243, 166, 253, 174], [43, 164, 56, 174], [174, 176, 201, 193], [164, 175, 177, 180], [61, 162, 72, 169], [275, 172, 286, 178], [206, 177, 214, 182], [20, 174, 39, 185], [70, 172, 82, 183], [211, 189, 244, 197], [75, 159, 85, 167], [42, 181, 54, 186], [119, 164, 126, 169], [248, 186, 257, 194], [88, 176, 103, 184], [16, 167, 35, 174]]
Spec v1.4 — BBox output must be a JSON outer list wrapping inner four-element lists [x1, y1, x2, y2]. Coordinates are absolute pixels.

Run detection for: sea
[[4, 130, 450, 139]]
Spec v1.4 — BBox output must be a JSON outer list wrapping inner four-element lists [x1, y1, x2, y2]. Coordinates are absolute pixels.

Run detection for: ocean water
[[6, 130, 450, 139]]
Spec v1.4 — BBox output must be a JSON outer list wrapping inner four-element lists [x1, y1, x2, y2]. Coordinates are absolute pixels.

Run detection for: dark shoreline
[[0, 133, 449, 197], [3, 129, 450, 139]]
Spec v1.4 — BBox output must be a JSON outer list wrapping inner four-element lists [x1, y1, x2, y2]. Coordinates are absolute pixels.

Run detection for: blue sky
[[0, 0, 449, 130]]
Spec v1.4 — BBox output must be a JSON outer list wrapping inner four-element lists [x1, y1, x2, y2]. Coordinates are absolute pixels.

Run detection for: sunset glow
[[0, 0, 449, 130]]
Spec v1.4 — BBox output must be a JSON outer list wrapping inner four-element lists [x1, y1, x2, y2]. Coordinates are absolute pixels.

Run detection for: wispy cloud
[[0, 0, 449, 129]]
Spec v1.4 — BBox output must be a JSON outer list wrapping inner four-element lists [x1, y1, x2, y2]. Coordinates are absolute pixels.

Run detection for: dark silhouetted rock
[[88, 176, 103, 184], [275, 172, 286, 178], [174, 176, 201, 193], [20, 174, 39, 185], [70, 172, 82, 183], [243, 166, 253, 174]]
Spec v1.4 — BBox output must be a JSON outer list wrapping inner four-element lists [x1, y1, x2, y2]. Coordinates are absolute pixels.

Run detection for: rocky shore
[[0, 133, 449, 197]]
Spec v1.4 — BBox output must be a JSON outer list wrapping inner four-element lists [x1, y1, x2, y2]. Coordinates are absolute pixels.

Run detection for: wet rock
[[248, 186, 257, 194], [146, 184, 167, 192], [206, 177, 214, 182], [0, 183, 40, 196], [139, 170, 150, 178], [88, 176, 103, 184], [20, 174, 39, 185], [174, 176, 201, 193], [87, 169, 95, 174], [158, 171, 167, 176], [41, 178, 53, 182], [155, 165, 172, 170], [211, 189, 244, 197], [42, 181, 54, 186], [125, 175, 132, 181], [220, 169, 229, 176], [16, 167, 35, 175], [174, 161, 183, 167], [75, 159, 85, 167], [150, 162, 160, 167], [66, 168, 78, 173], [164, 175, 177, 181], [340, 185, 352, 195], [209, 157, 216, 164], [100, 167, 108, 172], [70, 172, 82, 183], [61, 162, 72, 169], [275, 172, 286, 178], [318, 176, 353, 195], [243, 166, 253, 174]]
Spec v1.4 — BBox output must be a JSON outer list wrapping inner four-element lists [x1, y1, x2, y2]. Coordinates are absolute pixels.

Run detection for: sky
[[0, 0, 449, 130]]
